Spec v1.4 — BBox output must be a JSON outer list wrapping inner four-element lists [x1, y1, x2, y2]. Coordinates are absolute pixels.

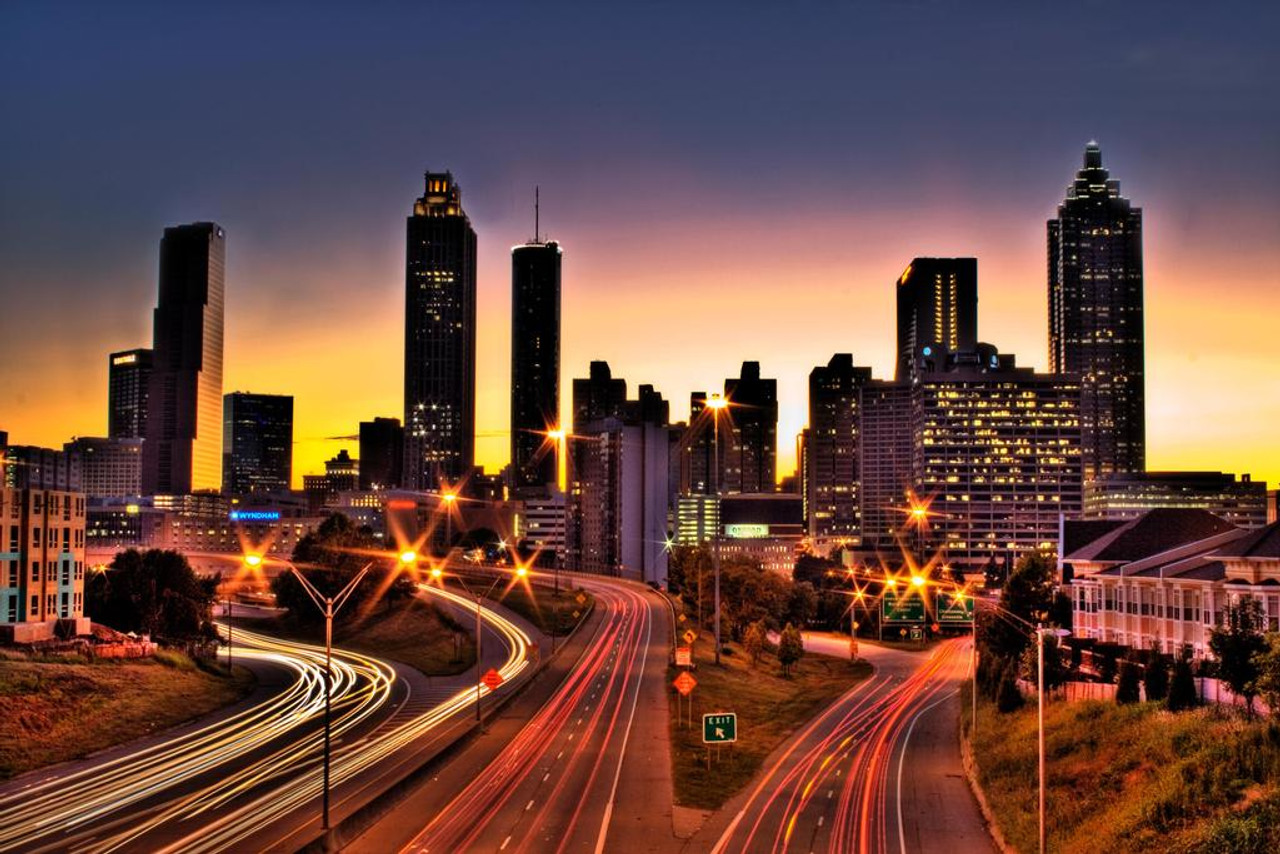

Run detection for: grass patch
[[239, 595, 477, 677], [669, 629, 872, 810], [496, 584, 594, 637], [0, 651, 254, 780], [969, 695, 1280, 853]]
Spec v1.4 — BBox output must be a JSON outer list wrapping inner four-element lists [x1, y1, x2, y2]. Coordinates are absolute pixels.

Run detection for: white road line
[[895, 689, 957, 854]]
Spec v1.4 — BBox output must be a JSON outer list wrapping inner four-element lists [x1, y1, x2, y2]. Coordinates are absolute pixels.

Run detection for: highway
[[0, 584, 532, 854], [378, 575, 675, 854], [704, 636, 991, 854]]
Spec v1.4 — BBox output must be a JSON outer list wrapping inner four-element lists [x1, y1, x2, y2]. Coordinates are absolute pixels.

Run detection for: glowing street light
[[399, 550, 418, 565], [911, 574, 927, 588]]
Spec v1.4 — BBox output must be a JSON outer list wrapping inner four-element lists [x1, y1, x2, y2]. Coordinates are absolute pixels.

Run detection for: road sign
[[936, 591, 975, 624], [683, 629, 698, 645], [674, 672, 697, 696], [677, 613, 686, 623], [881, 590, 927, 623], [481, 669, 505, 690], [910, 627, 923, 642], [675, 646, 692, 666], [702, 712, 737, 744], [576, 592, 587, 606]]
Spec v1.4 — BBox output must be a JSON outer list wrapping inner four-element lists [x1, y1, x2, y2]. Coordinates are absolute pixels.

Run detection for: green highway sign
[[936, 591, 975, 624], [703, 712, 737, 744], [881, 591, 926, 623]]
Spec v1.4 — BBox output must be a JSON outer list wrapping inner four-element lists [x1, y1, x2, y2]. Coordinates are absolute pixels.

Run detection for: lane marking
[[895, 689, 958, 854]]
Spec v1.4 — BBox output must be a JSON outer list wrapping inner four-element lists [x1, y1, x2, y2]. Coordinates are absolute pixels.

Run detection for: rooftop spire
[[535, 185, 540, 243]]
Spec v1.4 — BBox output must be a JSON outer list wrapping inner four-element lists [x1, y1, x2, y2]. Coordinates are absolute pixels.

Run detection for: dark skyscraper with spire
[[404, 171, 477, 489], [1049, 142, 1145, 479], [510, 192, 562, 490]]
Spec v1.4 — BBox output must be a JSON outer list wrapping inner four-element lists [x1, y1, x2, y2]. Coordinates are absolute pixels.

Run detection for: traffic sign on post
[[936, 591, 975, 624], [675, 646, 692, 667], [882, 590, 927, 623], [481, 669, 505, 690], [702, 713, 737, 744], [674, 672, 697, 696], [683, 629, 698, 645]]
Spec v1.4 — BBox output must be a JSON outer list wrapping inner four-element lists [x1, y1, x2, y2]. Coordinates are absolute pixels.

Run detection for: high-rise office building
[[64, 437, 143, 498], [1084, 472, 1268, 530], [510, 237, 562, 489], [723, 361, 777, 494], [566, 373, 670, 584], [142, 223, 225, 495], [805, 354, 873, 545], [359, 417, 404, 490], [108, 349, 152, 439], [404, 172, 477, 490], [895, 258, 978, 380], [909, 344, 1083, 567], [1049, 142, 1145, 478], [222, 393, 294, 496], [856, 380, 913, 550], [572, 361, 628, 430], [681, 393, 714, 495]]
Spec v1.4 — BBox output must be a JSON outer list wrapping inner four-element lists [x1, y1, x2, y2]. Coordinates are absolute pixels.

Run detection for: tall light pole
[[244, 553, 380, 833], [707, 393, 728, 665], [1037, 624, 1070, 854]]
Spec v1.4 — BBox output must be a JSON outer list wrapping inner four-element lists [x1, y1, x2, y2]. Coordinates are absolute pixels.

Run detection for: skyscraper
[[895, 258, 978, 380], [141, 223, 225, 495], [572, 361, 628, 430], [222, 392, 294, 495], [108, 348, 152, 439], [510, 232, 562, 490], [404, 172, 477, 490], [1049, 142, 1145, 478], [723, 361, 778, 494], [359, 417, 404, 490], [805, 354, 872, 545]]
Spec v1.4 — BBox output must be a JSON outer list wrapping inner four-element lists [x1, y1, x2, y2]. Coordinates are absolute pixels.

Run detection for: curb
[[294, 587, 598, 853], [959, 724, 1018, 854]]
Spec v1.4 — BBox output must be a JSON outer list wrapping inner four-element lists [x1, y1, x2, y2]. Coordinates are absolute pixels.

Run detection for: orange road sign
[[683, 629, 698, 645], [675, 646, 692, 666], [481, 668, 505, 690], [673, 672, 697, 696]]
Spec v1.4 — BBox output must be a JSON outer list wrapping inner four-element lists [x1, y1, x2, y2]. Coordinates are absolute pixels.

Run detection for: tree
[[980, 551, 1059, 668], [1251, 633, 1280, 717], [1210, 597, 1268, 714], [1143, 642, 1170, 703], [84, 549, 216, 641], [1019, 632, 1070, 693], [1166, 645, 1199, 712], [996, 664, 1024, 713], [743, 620, 767, 668], [948, 562, 967, 587], [787, 581, 818, 627], [273, 514, 414, 627], [792, 553, 840, 589], [778, 623, 804, 676], [1116, 660, 1142, 704]]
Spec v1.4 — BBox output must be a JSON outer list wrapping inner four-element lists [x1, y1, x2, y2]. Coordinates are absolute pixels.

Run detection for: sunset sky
[[2, 2, 1278, 489]]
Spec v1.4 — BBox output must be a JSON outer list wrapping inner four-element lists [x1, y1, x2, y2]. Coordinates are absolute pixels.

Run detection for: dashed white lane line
[[525, 799, 535, 812], [500, 836, 512, 850]]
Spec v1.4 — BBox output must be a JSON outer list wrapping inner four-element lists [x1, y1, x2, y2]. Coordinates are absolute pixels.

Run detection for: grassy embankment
[[669, 629, 873, 810], [494, 583, 594, 637], [0, 649, 254, 780], [969, 696, 1280, 853]]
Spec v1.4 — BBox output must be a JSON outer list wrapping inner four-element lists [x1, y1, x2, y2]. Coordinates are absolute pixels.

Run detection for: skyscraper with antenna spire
[[510, 188, 563, 489]]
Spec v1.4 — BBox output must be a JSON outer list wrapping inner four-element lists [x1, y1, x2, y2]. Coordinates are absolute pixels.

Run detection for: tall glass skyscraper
[[222, 392, 293, 495], [510, 238, 562, 489], [404, 172, 477, 489], [108, 348, 152, 439], [141, 223, 225, 495], [1049, 142, 1145, 479]]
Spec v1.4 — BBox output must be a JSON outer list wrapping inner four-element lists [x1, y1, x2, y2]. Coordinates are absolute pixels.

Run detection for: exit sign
[[703, 712, 737, 744]]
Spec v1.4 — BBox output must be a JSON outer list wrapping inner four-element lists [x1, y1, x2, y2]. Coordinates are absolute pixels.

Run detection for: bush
[[1168, 646, 1200, 712], [778, 623, 804, 677], [1116, 660, 1142, 704], [1144, 645, 1170, 703], [996, 664, 1024, 713]]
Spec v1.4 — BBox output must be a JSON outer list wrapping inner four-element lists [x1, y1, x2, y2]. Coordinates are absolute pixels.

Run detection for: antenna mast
[[535, 185, 540, 243]]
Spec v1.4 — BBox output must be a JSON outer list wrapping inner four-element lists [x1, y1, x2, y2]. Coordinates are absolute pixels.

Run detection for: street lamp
[[1036, 624, 1071, 854], [244, 553, 375, 833], [707, 393, 728, 665]]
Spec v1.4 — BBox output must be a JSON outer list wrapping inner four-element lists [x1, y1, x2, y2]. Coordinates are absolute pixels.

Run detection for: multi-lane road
[[354, 575, 676, 854], [702, 636, 991, 854], [0, 585, 532, 854]]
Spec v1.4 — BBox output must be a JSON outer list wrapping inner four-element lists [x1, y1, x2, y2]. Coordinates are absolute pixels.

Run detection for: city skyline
[[2, 3, 1278, 488]]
